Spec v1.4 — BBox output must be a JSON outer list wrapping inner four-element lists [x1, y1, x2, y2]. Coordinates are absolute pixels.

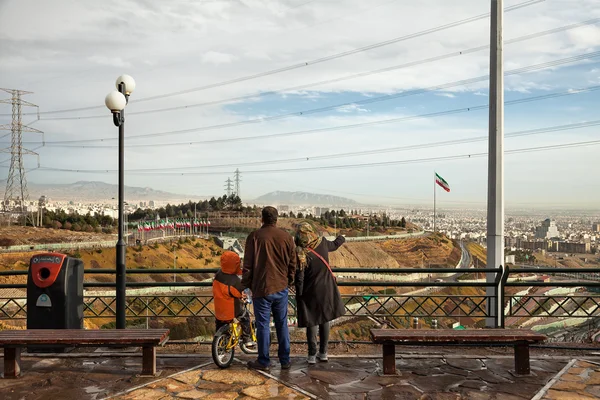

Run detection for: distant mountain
[[28, 181, 195, 202], [254, 191, 358, 206]]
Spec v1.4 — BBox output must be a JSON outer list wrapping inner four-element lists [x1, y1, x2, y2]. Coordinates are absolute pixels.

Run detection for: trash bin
[[27, 253, 84, 352]]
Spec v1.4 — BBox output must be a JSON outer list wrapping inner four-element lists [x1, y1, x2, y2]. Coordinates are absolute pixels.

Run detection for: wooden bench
[[370, 329, 546, 375], [0, 329, 170, 378]]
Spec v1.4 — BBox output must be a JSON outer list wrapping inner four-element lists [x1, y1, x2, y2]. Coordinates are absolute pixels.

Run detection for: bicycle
[[211, 299, 258, 368]]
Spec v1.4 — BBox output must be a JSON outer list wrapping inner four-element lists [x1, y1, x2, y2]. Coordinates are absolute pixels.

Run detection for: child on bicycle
[[213, 250, 253, 346]]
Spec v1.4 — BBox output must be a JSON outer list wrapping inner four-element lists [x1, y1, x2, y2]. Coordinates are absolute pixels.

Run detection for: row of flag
[[136, 219, 211, 232]]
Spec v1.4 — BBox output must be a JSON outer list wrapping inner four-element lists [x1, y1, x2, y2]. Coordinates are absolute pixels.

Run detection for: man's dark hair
[[262, 206, 278, 225]]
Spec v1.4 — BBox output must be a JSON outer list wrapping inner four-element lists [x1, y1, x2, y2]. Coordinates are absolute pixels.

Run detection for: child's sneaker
[[307, 355, 317, 364], [317, 352, 328, 362], [242, 336, 256, 347]]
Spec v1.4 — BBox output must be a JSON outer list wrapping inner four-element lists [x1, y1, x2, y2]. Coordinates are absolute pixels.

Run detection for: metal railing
[[1, 266, 600, 334]]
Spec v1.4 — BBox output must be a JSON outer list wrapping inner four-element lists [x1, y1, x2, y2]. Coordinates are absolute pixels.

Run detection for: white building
[[535, 219, 560, 239]]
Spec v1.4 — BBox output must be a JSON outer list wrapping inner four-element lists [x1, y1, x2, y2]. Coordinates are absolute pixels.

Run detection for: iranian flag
[[435, 172, 450, 192]]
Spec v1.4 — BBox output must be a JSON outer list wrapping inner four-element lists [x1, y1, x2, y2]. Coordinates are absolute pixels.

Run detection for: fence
[[2, 265, 600, 338]]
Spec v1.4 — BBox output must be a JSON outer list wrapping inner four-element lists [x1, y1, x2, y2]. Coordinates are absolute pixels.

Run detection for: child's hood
[[220, 250, 242, 275]]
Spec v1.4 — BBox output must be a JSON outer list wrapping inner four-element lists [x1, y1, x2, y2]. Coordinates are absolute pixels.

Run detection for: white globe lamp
[[105, 91, 127, 112], [116, 74, 136, 95]]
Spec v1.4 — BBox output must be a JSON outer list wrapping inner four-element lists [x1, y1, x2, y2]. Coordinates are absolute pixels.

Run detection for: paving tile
[[147, 378, 194, 393], [445, 359, 485, 372], [494, 382, 540, 398], [177, 390, 209, 399], [457, 380, 485, 390], [463, 392, 494, 400], [585, 370, 600, 385], [544, 388, 597, 400], [470, 369, 512, 384], [305, 367, 370, 385], [551, 380, 587, 392], [241, 382, 294, 398], [409, 374, 465, 392], [202, 392, 240, 400], [584, 385, 600, 398], [556, 373, 584, 383], [495, 394, 528, 400], [120, 388, 171, 400], [366, 385, 423, 400], [202, 369, 264, 385], [172, 370, 203, 385]]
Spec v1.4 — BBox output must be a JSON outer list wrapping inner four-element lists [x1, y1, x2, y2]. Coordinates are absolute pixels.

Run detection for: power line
[[29, 84, 600, 148], [29, 139, 600, 176], [37, 18, 600, 121], [7, 0, 543, 117], [25, 119, 600, 173]]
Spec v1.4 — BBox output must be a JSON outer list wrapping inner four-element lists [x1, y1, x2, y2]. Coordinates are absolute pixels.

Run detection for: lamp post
[[105, 74, 136, 330]]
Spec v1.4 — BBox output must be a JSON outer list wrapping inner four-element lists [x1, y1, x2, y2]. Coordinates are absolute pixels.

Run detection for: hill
[[0, 237, 223, 285], [254, 191, 358, 206], [28, 181, 197, 202], [0, 226, 113, 247], [330, 233, 461, 269]]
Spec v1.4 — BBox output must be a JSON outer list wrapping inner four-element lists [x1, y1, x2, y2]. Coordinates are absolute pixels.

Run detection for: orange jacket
[[213, 251, 244, 322]]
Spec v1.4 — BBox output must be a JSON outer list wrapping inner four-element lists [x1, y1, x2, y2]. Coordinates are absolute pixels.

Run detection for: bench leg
[[382, 343, 396, 375], [4, 347, 21, 378], [141, 346, 156, 376], [514, 342, 530, 375]]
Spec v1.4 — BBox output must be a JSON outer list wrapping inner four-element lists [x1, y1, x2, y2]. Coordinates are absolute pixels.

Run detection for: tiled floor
[[536, 359, 600, 400], [1, 353, 597, 400], [113, 365, 309, 399]]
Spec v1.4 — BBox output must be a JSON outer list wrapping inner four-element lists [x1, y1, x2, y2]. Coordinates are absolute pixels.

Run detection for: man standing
[[242, 206, 296, 371]]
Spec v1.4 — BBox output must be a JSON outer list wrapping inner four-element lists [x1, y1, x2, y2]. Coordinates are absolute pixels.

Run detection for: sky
[[0, 0, 599, 209]]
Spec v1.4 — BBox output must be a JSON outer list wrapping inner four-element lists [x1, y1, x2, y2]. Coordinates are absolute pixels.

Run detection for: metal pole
[[486, 0, 504, 328], [116, 82, 127, 330], [433, 171, 436, 233]]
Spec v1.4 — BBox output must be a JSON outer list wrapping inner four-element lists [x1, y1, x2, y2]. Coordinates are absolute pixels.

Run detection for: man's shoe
[[281, 361, 292, 370], [317, 352, 328, 362], [307, 355, 316, 365], [247, 360, 270, 371]]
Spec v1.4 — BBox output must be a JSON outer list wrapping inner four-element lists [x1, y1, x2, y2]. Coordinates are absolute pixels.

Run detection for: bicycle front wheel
[[212, 324, 235, 368]]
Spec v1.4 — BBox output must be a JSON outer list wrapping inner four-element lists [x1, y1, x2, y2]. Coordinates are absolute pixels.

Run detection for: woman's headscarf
[[295, 222, 322, 271]]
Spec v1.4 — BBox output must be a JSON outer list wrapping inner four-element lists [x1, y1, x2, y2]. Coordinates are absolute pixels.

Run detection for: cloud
[[200, 51, 238, 65], [88, 55, 132, 68], [336, 103, 370, 113], [436, 93, 456, 98]]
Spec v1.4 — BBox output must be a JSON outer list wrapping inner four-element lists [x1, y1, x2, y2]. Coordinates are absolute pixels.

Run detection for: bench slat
[[370, 329, 546, 344], [0, 329, 169, 346]]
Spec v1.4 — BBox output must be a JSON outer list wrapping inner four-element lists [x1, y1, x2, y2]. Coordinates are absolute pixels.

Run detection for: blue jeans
[[252, 288, 290, 366]]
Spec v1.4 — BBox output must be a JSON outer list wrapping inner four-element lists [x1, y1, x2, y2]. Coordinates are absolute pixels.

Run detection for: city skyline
[[1, 0, 599, 208]]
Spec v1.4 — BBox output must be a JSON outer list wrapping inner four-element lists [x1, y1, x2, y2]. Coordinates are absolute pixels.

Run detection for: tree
[[297, 212, 304, 218], [401, 217, 407, 228]]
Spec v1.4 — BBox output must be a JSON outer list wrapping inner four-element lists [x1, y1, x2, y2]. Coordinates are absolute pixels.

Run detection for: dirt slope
[[330, 234, 460, 269], [329, 242, 399, 268], [0, 226, 113, 246]]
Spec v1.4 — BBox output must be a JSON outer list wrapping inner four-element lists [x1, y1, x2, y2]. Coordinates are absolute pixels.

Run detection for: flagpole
[[433, 171, 436, 233]]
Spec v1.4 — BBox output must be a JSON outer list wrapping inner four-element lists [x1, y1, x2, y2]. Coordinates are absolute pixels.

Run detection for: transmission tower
[[234, 168, 241, 198], [224, 177, 233, 196], [0, 89, 43, 217]]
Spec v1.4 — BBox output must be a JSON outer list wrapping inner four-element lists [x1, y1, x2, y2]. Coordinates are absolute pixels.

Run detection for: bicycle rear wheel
[[212, 324, 235, 368]]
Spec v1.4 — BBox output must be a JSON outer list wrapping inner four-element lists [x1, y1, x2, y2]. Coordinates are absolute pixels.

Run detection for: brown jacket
[[242, 224, 296, 298]]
